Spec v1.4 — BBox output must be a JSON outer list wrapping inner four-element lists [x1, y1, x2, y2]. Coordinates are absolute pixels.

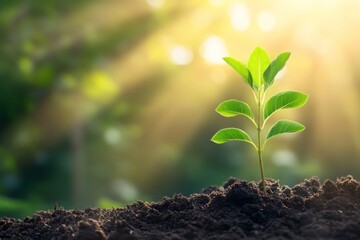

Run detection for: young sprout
[[211, 47, 308, 195]]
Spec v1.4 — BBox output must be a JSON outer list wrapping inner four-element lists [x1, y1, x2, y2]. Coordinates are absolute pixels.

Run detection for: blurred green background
[[1, 0, 360, 218]]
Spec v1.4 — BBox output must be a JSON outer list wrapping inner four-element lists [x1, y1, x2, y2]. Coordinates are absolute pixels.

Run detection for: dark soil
[[2, 176, 360, 239]]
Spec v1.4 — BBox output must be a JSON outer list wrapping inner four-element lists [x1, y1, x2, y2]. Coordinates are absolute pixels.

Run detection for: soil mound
[[1, 176, 360, 239]]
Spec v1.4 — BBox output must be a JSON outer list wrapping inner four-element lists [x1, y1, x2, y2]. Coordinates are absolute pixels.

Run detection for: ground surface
[[1, 176, 360, 239]]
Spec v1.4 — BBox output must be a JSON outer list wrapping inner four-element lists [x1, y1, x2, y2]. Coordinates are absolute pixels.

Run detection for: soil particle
[[73, 219, 107, 240], [1, 176, 360, 239]]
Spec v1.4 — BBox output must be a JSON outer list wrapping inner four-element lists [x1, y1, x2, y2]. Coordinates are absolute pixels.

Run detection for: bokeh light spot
[[170, 45, 193, 65], [257, 11, 275, 32], [112, 179, 139, 202], [146, 0, 164, 9], [271, 150, 298, 167], [229, 3, 250, 31], [201, 35, 228, 64], [104, 127, 122, 145], [81, 71, 119, 103], [18, 57, 33, 76]]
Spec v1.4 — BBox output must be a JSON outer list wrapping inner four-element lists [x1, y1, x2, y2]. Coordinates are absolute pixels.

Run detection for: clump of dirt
[[1, 176, 360, 239]]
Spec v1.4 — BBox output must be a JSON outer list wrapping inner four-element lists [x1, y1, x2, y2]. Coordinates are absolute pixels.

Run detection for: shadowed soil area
[[1, 176, 360, 239]]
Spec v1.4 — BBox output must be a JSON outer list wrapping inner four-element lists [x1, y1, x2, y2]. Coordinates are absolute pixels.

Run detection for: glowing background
[[0, 0, 360, 217]]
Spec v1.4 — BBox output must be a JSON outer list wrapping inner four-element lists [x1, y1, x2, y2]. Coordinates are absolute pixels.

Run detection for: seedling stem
[[256, 90, 266, 195]]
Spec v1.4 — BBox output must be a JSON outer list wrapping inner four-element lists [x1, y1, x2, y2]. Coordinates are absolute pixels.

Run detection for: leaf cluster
[[212, 47, 308, 151]]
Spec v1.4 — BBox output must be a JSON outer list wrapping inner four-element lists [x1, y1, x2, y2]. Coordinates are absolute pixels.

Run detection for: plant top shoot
[[211, 47, 308, 195]]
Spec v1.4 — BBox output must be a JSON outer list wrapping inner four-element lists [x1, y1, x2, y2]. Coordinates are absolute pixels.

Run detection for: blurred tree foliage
[[0, 0, 112, 217], [0, 0, 185, 218]]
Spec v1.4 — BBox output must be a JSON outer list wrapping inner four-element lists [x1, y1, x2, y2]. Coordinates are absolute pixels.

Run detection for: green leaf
[[264, 52, 291, 90], [211, 128, 253, 145], [215, 99, 254, 121], [223, 57, 253, 88], [247, 47, 270, 87], [266, 120, 305, 141], [264, 91, 308, 121]]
